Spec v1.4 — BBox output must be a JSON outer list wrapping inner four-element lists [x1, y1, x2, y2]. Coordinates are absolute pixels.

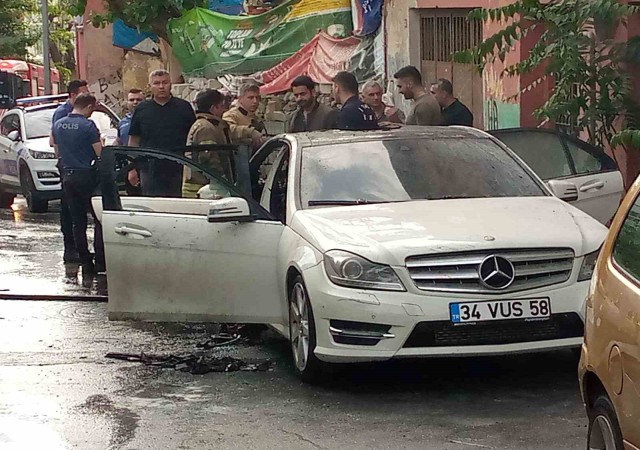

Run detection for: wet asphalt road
[[0, 200, 588, 449]]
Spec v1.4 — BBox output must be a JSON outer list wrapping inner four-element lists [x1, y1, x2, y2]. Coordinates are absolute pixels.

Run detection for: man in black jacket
[[332, 71, 378, 131], [430, 78, 474, 127], [127, 69, 196, 197], [287, 76, 338, 132]]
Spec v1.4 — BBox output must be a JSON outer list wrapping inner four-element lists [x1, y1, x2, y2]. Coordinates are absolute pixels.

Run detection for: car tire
[[289, 275, 328, 384], [587, 393, 624, 450], [20, 167, 48, 213]]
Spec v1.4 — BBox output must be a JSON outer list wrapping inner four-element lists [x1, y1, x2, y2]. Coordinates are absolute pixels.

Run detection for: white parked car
[[0, 96, 119, 212], [96, 127, 607, 382]]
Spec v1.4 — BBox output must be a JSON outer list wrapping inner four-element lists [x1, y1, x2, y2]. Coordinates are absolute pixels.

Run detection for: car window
[[564, 139, 604, 175], [0, 114, 20, 137], [25, 108, 55, 139], [269, 150, 289, 223], [300, 138, 546, 207], [495, 131, 572, 180], [613, 193, 640, 281], [249, 140, 287, 202], [117, 151, 237, 204], [102, 147, 272, 220]]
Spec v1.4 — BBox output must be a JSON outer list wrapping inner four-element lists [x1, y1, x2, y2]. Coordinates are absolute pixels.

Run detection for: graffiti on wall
[[483, 67, 520, 130], [90, 70, 124, 114]]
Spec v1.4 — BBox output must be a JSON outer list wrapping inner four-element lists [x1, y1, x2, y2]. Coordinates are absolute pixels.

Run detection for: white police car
[[0, 95, 119, 212]]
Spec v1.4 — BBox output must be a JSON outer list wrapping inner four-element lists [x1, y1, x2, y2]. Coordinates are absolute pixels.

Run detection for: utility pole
[[41, 0, 51, 95]]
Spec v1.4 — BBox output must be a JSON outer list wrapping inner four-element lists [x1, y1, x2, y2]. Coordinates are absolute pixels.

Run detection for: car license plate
[[449, 299, 551, 323]]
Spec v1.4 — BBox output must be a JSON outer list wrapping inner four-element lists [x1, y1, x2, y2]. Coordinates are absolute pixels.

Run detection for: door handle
[[114, 225, 152, 238], [579, 180, 605, 192]]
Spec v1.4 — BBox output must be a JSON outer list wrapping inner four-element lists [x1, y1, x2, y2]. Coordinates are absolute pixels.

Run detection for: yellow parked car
[[579, 175, 640, 450]]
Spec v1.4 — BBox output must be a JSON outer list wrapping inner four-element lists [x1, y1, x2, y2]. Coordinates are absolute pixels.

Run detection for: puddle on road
[[0, 203, 107, 298], [77, 394, 140, 449], [0, 419, 68, 450]]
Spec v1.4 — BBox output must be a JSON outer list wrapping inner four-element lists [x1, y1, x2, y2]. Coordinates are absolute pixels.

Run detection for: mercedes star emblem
[[478, 255, 516, 289]]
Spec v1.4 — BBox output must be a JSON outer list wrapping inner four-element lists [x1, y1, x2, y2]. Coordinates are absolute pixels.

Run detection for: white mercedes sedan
[[97, 127, 607, 382]]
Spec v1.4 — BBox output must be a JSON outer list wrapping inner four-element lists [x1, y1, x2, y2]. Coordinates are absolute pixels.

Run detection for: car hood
[[291, 197, 607, 266], [25, 137, 55, 153]]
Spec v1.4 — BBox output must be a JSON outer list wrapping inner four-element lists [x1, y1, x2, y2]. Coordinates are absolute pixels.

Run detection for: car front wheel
[[20, 167, 48, 213], [587, 394, 624, 450], [289, 275, 328, 383]]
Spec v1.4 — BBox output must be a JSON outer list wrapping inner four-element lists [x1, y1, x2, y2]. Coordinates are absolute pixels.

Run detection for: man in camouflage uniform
[[183, 89, 265, 198]]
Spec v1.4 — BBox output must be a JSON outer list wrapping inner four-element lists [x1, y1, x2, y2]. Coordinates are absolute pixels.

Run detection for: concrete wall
[[77, 0, 183, 115], [612, 4, 640, 187], [77, 0, 124, 111]]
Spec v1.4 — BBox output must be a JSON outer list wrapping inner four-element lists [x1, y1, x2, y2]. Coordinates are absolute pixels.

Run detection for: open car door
[[491, 129, 623, 224], [98, 145, 285, 324]]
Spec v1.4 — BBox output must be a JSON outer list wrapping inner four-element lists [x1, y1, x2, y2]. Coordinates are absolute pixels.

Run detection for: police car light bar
[[15, 94, 69, 106]]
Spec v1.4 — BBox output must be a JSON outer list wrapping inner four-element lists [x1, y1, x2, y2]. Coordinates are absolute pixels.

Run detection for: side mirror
[[7, 130, 20, 142], [547, 180, 578, 202], [207, 197, 253, 223]]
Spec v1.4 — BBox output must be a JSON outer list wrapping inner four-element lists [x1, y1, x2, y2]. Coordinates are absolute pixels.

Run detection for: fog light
[[37, 171, 59, 179]]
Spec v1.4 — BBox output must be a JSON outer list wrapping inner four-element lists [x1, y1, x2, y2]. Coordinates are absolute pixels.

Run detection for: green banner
[[168, 1, 353, 77]]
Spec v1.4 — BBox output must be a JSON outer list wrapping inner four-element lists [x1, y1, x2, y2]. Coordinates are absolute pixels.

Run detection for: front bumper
[[302, 263, 586, 363], [25, 158, 62, 193]]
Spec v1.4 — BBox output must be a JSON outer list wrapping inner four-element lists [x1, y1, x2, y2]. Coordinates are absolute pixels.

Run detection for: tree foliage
[[0, 0, 39, 58], [68, 0, 206, 40], [49, 0, 80, 82], [455, 0, 640, 151]]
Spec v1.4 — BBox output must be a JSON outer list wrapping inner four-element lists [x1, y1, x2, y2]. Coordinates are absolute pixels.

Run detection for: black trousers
[[60, 195, 76, 254], [139, 159, 183, 198], [62, 169, 105, 266], [58, 159, 76, 255]]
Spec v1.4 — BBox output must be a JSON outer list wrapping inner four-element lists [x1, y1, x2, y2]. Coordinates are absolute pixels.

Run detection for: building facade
[[384, 0, 640, 185]]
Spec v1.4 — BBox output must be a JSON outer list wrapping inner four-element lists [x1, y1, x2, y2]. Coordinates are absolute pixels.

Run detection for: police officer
[[332, 71, 379, 131], [50, 79, 89, 263], [52, 93, 105, 274], [116, 88, 145, 145], [183, 89, 264, 198]]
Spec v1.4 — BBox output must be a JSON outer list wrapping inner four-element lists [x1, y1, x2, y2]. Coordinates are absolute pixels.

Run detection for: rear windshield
[[300, 138, 546, 207]]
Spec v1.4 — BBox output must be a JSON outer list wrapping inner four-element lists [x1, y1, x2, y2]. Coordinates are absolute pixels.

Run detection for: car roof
[[287, 125, 492, 147], [24, 103, 60, 113], [5, 103, 60, 115]]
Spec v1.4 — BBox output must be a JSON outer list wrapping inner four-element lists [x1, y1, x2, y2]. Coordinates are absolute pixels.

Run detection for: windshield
[[25, 108, 56, 139], [301, 138, 546, 208]]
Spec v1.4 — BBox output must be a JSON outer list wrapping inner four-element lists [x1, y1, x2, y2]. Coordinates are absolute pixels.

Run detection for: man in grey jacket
[[287, 76, 338, 132]]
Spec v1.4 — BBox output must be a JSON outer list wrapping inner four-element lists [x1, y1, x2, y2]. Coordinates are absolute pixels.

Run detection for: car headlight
[[578, 250, 600, 282], [323, 250, 405, 291], [29, 149, 57, 159]]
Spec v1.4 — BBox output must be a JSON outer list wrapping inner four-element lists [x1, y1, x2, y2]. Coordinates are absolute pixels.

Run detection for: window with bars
[[421, 14, 483, 62]]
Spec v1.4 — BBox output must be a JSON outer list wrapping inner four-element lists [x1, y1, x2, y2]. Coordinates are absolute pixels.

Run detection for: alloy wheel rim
[[290, 283, 310, 372], [589, 415, 617, 450]]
